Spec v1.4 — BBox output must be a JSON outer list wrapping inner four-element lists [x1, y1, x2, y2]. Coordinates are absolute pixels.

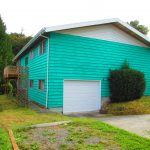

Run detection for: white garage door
[[63, 80, 101, 114]]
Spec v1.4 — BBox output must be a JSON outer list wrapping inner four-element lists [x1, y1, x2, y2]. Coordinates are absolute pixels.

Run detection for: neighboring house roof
[[13, 18, 150, 61]]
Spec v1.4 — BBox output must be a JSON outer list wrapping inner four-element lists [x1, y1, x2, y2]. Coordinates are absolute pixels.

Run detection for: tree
[[9, 33, 32, 55], [129, 20, 149, 35], [0, 15, 14, 81]]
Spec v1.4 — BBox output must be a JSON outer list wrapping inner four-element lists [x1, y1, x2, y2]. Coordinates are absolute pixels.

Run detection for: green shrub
[[109, 63, 146, 102]]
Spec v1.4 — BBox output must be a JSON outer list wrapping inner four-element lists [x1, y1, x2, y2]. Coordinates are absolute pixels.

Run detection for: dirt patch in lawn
[[14, 124, 121, 150], [24, 126, 69, 150]]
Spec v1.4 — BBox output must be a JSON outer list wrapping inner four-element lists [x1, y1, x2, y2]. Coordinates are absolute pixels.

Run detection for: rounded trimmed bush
[[109, 68, 146, 102]]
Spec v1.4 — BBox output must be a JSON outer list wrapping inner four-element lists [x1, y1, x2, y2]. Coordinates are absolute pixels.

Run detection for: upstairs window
[[30, 80, 34, 88], [38, 80, 44, 90], [39, 40, 46, 55], [30, 49, 34, 59], [25, 57, 28, 66]]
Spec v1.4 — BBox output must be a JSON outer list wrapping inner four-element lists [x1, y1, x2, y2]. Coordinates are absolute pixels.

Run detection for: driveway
[[99, 115, 150, 138], [68, 112, 150, 138]]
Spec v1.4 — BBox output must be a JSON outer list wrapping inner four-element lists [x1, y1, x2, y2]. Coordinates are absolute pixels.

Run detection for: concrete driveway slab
[[99, 115, 150, 138], [66, 111, 105, 117]]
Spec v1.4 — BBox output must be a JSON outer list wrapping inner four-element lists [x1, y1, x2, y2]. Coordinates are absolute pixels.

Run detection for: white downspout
[[40, 34, 50, 108]]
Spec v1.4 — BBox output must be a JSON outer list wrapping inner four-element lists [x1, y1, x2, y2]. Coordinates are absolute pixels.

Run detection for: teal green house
[[13, 18, 150, 114]]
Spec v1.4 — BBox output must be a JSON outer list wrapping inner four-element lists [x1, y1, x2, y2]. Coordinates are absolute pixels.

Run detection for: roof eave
[[13, 18, 150, 61], [116, 20, 150, 46], [44, 18, 119, 33], [13, 27, 46, 61]]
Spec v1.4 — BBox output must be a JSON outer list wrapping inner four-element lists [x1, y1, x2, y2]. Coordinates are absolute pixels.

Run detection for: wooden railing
[[4, 66, 18, 78]]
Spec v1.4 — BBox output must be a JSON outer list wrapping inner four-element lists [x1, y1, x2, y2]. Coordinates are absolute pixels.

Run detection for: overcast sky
[[0, 0, 150, 37]]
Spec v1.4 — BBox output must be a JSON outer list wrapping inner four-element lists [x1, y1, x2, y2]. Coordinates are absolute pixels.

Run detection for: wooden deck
[[4, 66, 18, 79]]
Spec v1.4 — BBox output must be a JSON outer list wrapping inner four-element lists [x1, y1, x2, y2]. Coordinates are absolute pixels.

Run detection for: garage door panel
[[63, 80, 101, 114]]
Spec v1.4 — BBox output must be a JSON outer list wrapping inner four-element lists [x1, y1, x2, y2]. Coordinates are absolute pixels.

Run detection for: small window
[[30, 80, 34, 88], [38, 80, 44, 90], [39, 40, 46, 55], [30, 49, 34, 59], [25, 57, 28, 66]]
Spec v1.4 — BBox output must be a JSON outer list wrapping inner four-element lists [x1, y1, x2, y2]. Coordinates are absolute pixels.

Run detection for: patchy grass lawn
[[0, 95, 69, 129], [0, 128, 12, 150], [0, 95, 150, 150], [102, 96, 150, 115], [14, 121, 150, 150]]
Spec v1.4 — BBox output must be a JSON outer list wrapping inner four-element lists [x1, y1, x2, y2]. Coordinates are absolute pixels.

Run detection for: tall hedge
[[109, 63, 146, 102]]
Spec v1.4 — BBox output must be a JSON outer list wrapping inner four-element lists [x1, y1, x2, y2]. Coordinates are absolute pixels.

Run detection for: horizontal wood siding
[[49, 32, 150, 108], [19, 41, 48, 107]]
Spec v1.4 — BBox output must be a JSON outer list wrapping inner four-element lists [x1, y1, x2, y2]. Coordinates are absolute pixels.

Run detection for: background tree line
[[0, 15, 149, 93], [0, 15, 32, 79], [0, 15, 32, 93]]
